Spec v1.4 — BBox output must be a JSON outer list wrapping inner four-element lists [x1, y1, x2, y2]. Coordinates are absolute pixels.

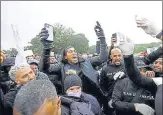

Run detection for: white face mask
[[66, 91, 82, 98]]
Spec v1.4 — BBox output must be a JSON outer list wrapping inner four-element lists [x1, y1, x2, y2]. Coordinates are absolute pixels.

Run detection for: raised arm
[[116, 32, 157, 94], [90, 21, 108, 66], [39, 28, 61, 73]]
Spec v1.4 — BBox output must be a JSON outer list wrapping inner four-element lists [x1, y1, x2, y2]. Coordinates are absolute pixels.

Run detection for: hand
[[39, 28, 54, 49], [135, 15, 161, 38], [94, 21, 105, 39], [111, 33, 117, 45], [113, 71, 125, 80], [116, 32, 134, 56], [134, 103, 155, 115], [152, 77, 162, 86], [0, 50, 6, 64], [145, 71, 155, 78], [108, 99, 113, 108]]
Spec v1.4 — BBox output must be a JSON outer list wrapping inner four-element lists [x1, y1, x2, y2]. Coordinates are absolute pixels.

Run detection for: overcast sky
[[1, 1, 162, 50]]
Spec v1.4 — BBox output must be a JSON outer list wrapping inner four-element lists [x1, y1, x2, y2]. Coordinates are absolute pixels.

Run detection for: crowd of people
[[0, 17, 162, 115]]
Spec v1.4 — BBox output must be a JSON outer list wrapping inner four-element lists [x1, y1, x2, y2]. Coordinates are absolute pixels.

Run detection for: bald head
[[111, 48, 122, 54], [110, 48, 122, 65]]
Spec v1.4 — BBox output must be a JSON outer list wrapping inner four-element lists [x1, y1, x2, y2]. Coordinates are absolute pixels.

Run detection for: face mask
[[67, 91, 82, 98]]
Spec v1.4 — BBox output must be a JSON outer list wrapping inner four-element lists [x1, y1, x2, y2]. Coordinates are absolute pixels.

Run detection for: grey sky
[[1, 1, 162, 50]]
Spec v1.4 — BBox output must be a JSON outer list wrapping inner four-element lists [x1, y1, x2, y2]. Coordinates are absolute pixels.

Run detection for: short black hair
[[61, 46, 74, 63], [14, 80, 57, 115]]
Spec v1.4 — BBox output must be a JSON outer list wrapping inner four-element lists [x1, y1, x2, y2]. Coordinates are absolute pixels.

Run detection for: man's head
[[153, 58, 163, 73], [34, 55, 41, 61], [64, 46, 78, 64], [28, 59, 39, 75], [25, 50, 34, 62], [110, 48, 122, 65], [13, 80, 61, 115], [9, 64, 35, 85], [64, 73, 82, 98], [50, 56, 57, 64]]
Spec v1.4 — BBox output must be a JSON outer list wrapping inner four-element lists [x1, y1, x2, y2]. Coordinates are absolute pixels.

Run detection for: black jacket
[[112, 78, 155, 115], [1, 85, 21, 115], [39, 38, 108, 96], [61, 92, 103, 115], [124, 51, 162, 115], [100, 62, 126, 98]]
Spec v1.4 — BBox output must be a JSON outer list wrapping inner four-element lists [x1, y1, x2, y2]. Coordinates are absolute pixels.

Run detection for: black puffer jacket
[[112, 78, 155, 115]]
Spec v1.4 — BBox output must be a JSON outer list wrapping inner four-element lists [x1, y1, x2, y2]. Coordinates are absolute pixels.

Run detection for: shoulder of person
[[81, 92, 98, 102]]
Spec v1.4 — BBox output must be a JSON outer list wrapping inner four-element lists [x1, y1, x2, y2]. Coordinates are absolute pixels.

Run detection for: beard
[[115, 61, 121, 65]]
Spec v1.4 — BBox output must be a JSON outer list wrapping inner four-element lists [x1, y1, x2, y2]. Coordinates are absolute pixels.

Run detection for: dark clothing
[[100, 62, 126, 115], [155, 84, 162, 115], [61, 92, 103, 115], [81, 92, 103, 115], [124, 55, 157, 95], [47, 64, 62, 94], [143, 46, 163, 65], [123, 54, 162, 115], [112, 78, 155, 115], [39, 38, 108, 97], [100, 62, 125, 98], [36, 71, 49, 80], [0, 88, 5, 115], [2, 85, 21, 115]]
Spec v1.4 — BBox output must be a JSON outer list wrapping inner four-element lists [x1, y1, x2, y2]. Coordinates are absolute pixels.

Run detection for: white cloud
[[1, 1, 162, 50]]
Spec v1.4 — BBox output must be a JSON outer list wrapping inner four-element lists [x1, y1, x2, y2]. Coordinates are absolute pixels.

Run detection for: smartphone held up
[[44, 23, 54, 42], [111, 33, 125, 46]]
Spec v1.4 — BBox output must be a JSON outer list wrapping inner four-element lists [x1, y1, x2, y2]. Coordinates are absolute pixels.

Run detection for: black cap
[[1, 57, 15, 66], [28, 59, 39, 66], [64, 74, 82, 92]]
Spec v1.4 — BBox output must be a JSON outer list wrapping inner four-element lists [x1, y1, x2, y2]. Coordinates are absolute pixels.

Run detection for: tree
[[88, 45, 96, 54], [4, 48, 18, 56], [24, 35, 43, 55], [134, 42, 161, 54], [70, 33, 89, 53], [25, 23, 89, 55]]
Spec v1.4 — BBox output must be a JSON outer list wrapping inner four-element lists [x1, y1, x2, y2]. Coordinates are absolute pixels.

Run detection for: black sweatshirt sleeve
[[143, 46, 163, 65], [124, 55, 157, 94], [100, 65, 108, 94]]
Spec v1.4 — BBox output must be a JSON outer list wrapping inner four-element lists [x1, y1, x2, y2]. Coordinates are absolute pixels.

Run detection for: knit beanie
[[64, 74, 82, 92]]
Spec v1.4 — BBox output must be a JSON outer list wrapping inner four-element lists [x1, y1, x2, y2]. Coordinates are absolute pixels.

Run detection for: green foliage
[[24, 35, 43, 55], [4, 48, 18, 56], [88, 45, 96, 54], [25, 23, 89, 55], [134, 42, 161, 54]]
